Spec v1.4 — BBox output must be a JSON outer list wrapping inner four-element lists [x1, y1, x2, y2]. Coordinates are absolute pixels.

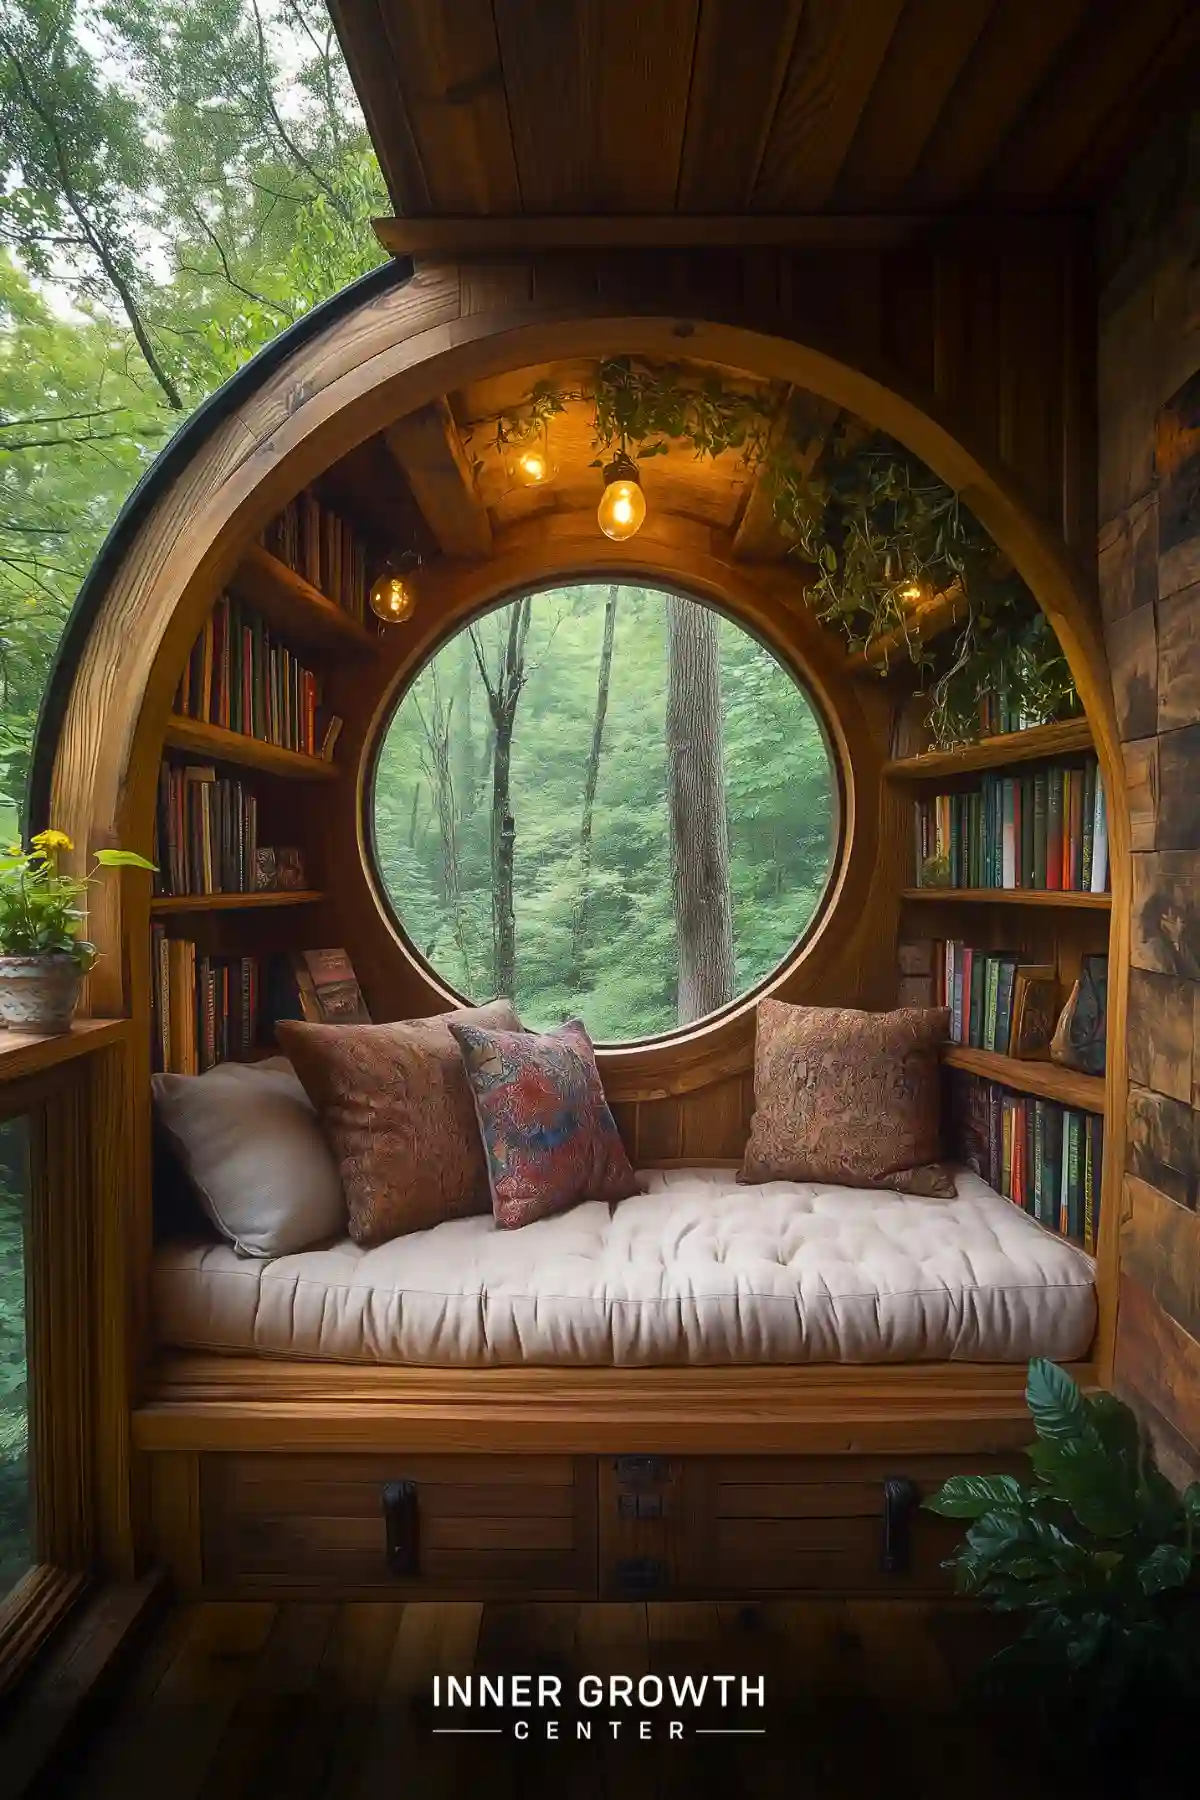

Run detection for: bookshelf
[[884, 717, 1093, 781], [902, 887, 1111, 910], [941, 1044, 1104, 1113], [150, 890, 324, 915], [228, 543, 379, 658], [165, 716, 340, 781]]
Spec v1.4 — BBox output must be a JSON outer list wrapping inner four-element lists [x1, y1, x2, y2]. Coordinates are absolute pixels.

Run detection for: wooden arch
[[41, 256, 1129, 1377]]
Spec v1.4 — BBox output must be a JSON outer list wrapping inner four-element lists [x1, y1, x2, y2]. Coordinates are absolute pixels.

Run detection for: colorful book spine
[[949, 1075, 1101, 1246], [912, 755, 1105, 894]]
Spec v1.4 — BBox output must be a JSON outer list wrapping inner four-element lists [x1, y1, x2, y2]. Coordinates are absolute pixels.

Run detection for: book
[[270, 948, 371, 1027], [1091, 774, 1109, 893], [1032, 772, 1047, 888], [993, 956, 1020, 1059], [1046, 772, 1063, 892], [1008, 965, 1058, 1059]]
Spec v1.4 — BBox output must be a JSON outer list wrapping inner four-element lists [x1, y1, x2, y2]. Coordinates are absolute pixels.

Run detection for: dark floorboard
[[33, 1598, 1168, 1800]]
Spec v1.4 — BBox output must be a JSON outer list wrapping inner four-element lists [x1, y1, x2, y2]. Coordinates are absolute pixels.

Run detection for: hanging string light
[[596, 448, 646, 542], [369, 555, 422, 624], [503, 417, 558, 489]]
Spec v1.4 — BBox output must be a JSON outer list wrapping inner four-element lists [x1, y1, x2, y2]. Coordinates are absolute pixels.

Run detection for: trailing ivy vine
[[484, 359, 1078, 748]]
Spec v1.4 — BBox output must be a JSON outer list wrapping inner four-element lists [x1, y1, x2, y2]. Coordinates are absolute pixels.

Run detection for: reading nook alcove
[[11, 31, 1200, 1757], [27, 251, 1129, 1604]]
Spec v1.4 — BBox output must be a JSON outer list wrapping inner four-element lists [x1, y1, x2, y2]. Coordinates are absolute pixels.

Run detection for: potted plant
[[0, 829, 155, 1033], [925, 1359, 1200, 1790]]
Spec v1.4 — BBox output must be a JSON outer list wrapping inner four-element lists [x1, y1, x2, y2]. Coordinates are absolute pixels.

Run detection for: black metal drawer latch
[[881, 1476, 920, 1575], [382, 1479, 420, 1576]]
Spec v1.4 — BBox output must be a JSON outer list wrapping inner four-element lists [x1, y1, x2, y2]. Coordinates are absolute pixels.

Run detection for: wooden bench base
[[138, 1356, 1069, 1601]]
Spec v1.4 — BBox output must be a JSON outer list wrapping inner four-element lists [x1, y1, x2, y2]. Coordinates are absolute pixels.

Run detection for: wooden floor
[[26, 1597, 1121, 1800]]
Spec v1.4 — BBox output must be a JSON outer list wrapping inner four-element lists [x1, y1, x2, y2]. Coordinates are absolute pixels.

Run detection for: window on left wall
[[0, 1115, 31, 1602]]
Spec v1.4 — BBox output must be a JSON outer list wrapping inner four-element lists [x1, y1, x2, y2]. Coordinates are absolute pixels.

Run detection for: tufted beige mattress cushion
[[152, 1165, 1097, 1367]]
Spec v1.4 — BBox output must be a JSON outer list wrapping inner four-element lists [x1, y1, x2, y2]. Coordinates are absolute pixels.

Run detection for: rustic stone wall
[[1099, 105, 1200, 1474]]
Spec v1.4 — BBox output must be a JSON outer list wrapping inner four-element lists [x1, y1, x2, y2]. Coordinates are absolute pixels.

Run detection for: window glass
[[373, 583, 837, 1042], [0, 1117, 31, 1598]]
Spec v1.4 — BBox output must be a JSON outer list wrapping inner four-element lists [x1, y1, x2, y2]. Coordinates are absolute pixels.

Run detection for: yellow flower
[[31, 829, 73, 854], [5, 843, 22, 857]]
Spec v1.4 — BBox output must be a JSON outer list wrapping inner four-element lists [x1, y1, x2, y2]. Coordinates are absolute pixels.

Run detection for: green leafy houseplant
[[0, 829, 155, 967], [925, 1359, 1200, 1747]]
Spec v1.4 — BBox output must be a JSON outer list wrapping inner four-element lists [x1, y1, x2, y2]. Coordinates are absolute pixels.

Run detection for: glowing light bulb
[[504, 423, 557, 488], [900, 582, 922, 602], [597, 451, 646, 542], [369, 570, 417, 624]]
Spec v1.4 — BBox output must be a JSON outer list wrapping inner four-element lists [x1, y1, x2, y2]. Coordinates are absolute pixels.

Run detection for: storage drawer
[[598, 1453, 1018, 1598], [201, 1453, 597, 1599]]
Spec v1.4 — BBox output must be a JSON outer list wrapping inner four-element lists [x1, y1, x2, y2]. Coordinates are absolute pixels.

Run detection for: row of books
[[151, 928, 261, 1074], [974, 690, 1078, 739], [175, 593, 336, 758], [150, 939, 371, 1074], [153, 762, 258, 898], [934, 943, 1058, 1057], [914, 755, 1109, 892], [950, 1071, 1103, 1252], [264, 491, 370, 623]]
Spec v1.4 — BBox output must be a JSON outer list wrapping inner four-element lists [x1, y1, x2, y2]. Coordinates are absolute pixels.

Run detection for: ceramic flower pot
[[0, 953, 83, 1033]]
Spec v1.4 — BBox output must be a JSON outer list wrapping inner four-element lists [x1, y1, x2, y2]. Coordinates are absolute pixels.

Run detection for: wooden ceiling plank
[[384, 400, 493, 559], [1055, 6, 1200, 202], [751, 0, 906, 211], [901, 0, 1092, 211], [326, 0, 432, 211], [363, 0, 521, 215], [980, 0, 1194, 207], [831, 0, 997, 210], [491, 0, 701, 213], [674, 0, 806, 211]]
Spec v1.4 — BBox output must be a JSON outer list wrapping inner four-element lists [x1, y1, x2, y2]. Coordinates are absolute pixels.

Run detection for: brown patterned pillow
[[740, 1000, 955, 1197], [277, 999, 521, 1246]]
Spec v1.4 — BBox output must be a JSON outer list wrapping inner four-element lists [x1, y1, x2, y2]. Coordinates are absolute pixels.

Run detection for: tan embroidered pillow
[[740, 1000, 955, 1197], [277, 999, 521, 1246]]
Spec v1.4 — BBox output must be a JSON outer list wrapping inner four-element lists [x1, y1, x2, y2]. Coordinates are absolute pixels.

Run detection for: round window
[[371, 582, 838, 1043]]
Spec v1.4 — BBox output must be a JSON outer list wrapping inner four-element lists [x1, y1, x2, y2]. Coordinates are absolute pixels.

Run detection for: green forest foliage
[[0, 0, 387, 837], [0, 0, 386, 1592], [374, 586, 836, 1042]]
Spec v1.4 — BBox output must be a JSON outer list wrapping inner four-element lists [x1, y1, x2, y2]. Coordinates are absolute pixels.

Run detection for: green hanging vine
[[481, 358, 1079, 748]]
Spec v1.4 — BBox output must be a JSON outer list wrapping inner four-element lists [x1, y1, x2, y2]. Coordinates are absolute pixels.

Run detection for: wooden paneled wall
[[1099, 104, 1200, 1479]]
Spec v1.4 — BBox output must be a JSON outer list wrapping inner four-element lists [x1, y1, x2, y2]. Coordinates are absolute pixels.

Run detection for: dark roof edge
[[27, 256, 414, 835]]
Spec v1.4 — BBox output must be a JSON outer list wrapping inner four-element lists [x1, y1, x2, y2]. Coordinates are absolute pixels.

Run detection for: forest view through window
[[373, 584, 837, 1042]]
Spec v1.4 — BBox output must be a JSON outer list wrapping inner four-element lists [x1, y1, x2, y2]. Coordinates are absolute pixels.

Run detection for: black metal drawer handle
[[881, 1476, 920, 1575], [382, 1479, 419, 1576]]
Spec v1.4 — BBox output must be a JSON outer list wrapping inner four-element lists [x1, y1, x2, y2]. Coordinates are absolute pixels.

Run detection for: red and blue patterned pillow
[[448, 1016, 641, 1228]]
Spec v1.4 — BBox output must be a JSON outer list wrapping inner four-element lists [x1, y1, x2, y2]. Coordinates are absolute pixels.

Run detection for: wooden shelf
[[883, 717, 1094, 781], [151, 890, 324, 915], [0, 1017, 132, 1084], [228, 543, 379, 657], [902, 886, 1111, 910], [942, 1043, 1105, 1113], [165, 716, 340, 781]]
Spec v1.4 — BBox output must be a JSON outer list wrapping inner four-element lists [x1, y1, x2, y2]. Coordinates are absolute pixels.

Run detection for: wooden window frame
[[0, 1022, 133, 1695]]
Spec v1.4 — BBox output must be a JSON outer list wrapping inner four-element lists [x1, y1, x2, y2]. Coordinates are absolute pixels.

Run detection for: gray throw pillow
[[152, 1056, 345, 1257]]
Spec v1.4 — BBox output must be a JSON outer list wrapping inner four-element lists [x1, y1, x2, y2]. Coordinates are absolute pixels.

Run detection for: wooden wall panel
[[1100, 99, 1200, 1471]]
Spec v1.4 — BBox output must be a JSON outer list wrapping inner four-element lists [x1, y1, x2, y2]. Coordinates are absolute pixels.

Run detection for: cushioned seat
[[152, 1165, 1096, 1366]]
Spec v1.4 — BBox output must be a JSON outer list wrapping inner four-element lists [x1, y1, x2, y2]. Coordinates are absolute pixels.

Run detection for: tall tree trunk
[[415, 675, 474, 992], [472, 597, 531, 998], [665, 597, 735, 1025], [569, 585, 619, 988]]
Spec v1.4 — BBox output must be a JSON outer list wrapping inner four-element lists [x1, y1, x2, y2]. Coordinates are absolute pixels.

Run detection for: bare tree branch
[[0, 30, 185, 410]]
